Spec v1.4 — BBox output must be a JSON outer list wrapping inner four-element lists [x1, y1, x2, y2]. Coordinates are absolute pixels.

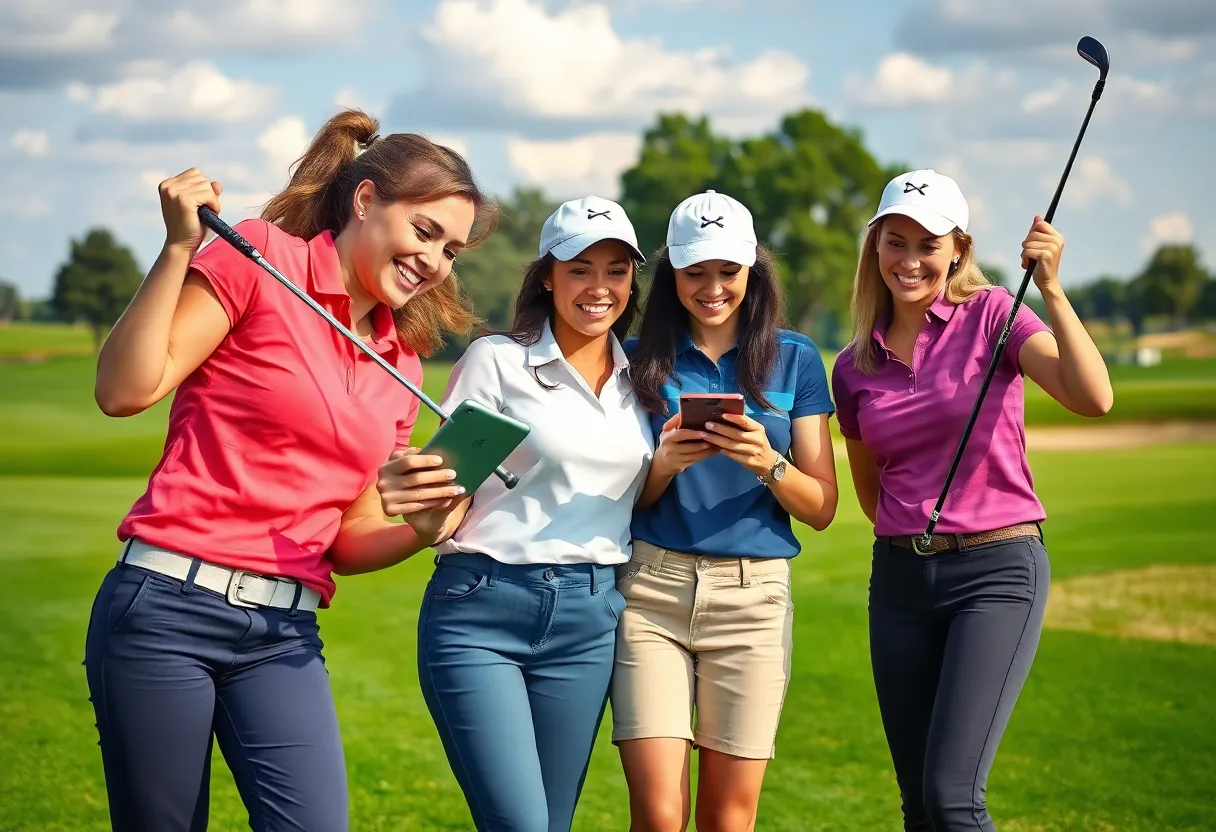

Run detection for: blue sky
[[2, 0, 1213, 298]]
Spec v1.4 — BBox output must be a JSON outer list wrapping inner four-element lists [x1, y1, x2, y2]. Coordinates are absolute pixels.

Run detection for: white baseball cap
[[538, 195, 645, 263], [666, 189, 758, 269], [868, 169, 969, 236]]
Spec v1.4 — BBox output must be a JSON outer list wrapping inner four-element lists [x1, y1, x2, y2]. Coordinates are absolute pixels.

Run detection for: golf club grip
[[198, 206, 259, 260], [194, 207, 521, 490], [917, 87, 1103, 546]]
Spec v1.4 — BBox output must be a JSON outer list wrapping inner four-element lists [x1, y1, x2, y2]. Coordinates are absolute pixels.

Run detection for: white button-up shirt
[[435, 319, 655, 566]]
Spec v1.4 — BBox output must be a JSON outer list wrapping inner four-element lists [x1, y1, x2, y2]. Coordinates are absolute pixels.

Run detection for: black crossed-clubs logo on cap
[[903, 182, 929, 196], [700, 215, 724, 228], [587, 209, 611, 220]]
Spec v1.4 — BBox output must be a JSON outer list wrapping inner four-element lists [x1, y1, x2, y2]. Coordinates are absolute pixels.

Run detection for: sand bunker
[[1026, 421, 1216, 451], [1044, 564, 1216, 647]]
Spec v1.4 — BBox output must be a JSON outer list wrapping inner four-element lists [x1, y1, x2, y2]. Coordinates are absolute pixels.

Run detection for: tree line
[[5, 107, 1213, 353]]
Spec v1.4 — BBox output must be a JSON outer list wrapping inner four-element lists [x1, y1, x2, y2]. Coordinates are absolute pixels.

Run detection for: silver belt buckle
[[226, 570, 260, 609], [911, 534, 936, 556]]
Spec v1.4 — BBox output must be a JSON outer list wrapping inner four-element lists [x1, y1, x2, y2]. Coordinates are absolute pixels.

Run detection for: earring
[[358, 211, 365, 218]]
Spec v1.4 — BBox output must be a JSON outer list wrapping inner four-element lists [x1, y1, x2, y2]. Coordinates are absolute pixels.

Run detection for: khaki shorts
[[610, 540, 794, 759]]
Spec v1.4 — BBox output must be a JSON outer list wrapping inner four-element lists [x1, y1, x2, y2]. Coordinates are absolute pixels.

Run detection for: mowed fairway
[[1, 344, 1214, 831]]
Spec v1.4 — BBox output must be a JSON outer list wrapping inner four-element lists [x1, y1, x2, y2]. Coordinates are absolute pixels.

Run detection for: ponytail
[[260, 108, 498, 356]]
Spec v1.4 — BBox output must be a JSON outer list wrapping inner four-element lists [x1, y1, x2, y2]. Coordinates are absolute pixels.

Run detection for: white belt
[[120, 538, 322, 612]]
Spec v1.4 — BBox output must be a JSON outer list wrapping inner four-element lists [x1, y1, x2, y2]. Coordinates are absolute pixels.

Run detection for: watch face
[[772, 458, 787, 480]]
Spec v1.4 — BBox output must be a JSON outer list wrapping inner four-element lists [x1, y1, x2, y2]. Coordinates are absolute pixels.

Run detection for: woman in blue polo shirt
[[614, 190, 839, 832]]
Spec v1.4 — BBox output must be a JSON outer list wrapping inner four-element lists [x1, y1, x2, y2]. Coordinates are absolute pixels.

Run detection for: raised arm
[[95, 169, 233, 416]]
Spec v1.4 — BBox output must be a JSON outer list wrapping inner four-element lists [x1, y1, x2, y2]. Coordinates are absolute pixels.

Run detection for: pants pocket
[[108, 570, 158, 634], [430, 563, 489, 602]]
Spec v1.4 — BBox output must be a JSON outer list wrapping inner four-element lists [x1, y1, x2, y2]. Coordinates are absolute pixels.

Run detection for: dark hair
[[260, 108, 499, 357], [629, 244, 787, 415], [490, 251, 642, 388]]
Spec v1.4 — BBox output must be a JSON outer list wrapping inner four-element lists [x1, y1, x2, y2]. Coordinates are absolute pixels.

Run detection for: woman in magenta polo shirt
[[832, 169, 1113, 832], [85, 109, 495, 832]]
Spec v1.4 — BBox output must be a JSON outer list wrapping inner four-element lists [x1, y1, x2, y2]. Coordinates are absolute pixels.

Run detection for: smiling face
[[544, 239, 634, 341], [674, 258, 749, 330], [875, 213, 959, 307], [349, 183, 476, 311]]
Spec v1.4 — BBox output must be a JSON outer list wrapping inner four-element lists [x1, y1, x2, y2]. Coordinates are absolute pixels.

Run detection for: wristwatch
[[758, 455, 787, 486]]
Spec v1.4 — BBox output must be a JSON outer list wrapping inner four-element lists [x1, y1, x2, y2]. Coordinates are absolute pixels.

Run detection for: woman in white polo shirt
[[376, 196, 654, 832]]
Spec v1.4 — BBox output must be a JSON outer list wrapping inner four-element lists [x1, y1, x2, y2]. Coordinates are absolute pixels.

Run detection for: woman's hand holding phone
[[652, 413, 718, 478], [376, 448, 467, 540]]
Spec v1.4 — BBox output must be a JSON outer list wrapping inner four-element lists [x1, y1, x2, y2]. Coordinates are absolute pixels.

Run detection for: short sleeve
[[189, 218, 270, 326], [986, 288, 1051, 373], [790, 339, 835, 419], [831, 348, 861, 440], [440, 337, 505, 413]]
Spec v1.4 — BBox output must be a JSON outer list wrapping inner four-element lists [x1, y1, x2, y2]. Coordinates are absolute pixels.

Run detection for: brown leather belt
[[888, 522, 1042, 555]]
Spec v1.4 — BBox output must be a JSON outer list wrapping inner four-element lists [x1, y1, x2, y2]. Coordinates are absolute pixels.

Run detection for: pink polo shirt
[[831, 287, 1051, 537], [117, 219, 423, 605]]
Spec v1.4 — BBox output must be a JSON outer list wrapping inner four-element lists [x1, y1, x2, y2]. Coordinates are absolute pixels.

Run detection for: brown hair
[[261, 108, 498, 357], [845, 219, 991, 375]]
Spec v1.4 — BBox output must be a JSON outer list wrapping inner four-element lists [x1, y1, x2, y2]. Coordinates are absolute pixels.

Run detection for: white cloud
[[257, 116, 310, 182], [846, 53, 954, 108], [11, 129, 49, 157], [75, 61, 277, 124], [1143, 211, 1194, 252], [507, 133, 641, 199], [0, 193, 51, 219], [396, 0, 811, 137], [1022, 82, 1068, 114], [1062, 157, 1133, 208]]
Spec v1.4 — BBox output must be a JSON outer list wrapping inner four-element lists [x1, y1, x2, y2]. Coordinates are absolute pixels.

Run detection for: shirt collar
[[871, 289, 956, 348], [676, 328, 738, 358], [526, 317, 630, 374], [308, 229, 401, 353]]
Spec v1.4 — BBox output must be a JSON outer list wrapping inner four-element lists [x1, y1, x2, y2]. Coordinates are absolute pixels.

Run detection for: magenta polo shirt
[[831, 286, 1051, 537], [117, 219, 423, 605]]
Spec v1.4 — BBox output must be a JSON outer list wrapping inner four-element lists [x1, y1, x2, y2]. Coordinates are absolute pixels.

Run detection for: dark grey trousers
[[83, 562, 348, 832], [868, 533, 1050, 832]]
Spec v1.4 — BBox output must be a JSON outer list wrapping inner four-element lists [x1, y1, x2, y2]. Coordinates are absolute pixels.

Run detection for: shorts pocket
[[430, 564, 489, 602]]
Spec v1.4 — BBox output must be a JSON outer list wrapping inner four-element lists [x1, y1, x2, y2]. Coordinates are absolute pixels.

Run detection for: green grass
[[0, 323, 96, 359], [0, 347, 1214, 830]]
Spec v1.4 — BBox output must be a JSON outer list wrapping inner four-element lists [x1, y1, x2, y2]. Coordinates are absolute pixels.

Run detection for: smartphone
[[678, 393, 745, 432], [420, 399, 531, 494]]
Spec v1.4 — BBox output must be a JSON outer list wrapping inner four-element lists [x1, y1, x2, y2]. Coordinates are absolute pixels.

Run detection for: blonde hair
[[845, 218, 991, 375]]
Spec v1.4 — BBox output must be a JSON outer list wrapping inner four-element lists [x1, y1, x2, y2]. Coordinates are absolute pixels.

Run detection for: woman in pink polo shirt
[[832, 169, 1113, 832], [85, 109, 495, 832]]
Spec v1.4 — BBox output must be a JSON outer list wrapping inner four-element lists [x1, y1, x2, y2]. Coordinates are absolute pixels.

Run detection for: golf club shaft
[[917, 79, 1105, 548], [196, 206, 519, 489]]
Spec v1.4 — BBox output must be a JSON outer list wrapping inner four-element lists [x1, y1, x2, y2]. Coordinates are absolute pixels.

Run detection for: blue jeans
[[83, 562, 348, 832], [418, 552, 626, 832]]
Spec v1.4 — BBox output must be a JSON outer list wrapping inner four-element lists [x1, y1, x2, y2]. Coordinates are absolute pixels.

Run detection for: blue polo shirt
[[628, 328, 835, 559]]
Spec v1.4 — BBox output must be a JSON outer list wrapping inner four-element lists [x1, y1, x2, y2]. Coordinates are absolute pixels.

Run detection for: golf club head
[[1077, 36, 1109, 79]]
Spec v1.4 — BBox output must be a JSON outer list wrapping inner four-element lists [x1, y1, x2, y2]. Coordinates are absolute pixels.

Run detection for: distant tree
[[0, 280, 19, 322], [1137, 244, 1209, 328], [448, 187, 560, 352], [1195, 277, 1216, 323], [620, 109, 898, 338], [51, 228, 143, 351], [1084, 276, 1127, 323]]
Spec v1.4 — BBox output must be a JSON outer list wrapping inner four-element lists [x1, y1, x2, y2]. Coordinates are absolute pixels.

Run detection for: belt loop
[[119, 538, 132, 564], [182, 558, 201, 594], [740, 557, 752, 587], [1036, 521, 1045, 544], [288, 583, 303, 616], [653, 546, 666, 571], [954, 533, 966, 552], [486, 558, 499, 588]]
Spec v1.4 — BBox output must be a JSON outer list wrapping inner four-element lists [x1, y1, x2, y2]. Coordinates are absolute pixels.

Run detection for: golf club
[[196, 205, 520, 490], [913, 35, 1109, 555]]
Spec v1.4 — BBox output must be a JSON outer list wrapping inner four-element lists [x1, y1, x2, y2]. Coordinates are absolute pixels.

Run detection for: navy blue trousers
[[868, 534, 1050, 832], [418, 552, 625, 832], [83, 563, 348, 832]]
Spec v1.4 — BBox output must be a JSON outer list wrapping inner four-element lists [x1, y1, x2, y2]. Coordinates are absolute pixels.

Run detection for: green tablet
[[420, 399, 531, 494]]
